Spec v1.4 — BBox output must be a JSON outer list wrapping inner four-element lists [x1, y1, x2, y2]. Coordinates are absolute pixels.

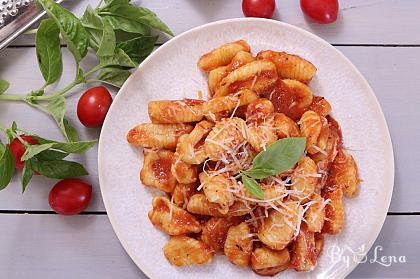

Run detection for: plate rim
[[98, 17, 395, 279]]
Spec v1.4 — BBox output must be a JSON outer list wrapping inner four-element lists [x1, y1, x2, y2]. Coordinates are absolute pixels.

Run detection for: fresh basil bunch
[[0, 122, 96, 192], [0, 0, 172, 142], [239, 137, 306, 199]]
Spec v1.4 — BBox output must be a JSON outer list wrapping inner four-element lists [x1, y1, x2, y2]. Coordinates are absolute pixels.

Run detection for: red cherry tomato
[[77, 86, 113, 128], [300, 0, 339, 24], [10, 135, 38, 170], [49, 179, 92, 216], [242, 0, 276, 19]]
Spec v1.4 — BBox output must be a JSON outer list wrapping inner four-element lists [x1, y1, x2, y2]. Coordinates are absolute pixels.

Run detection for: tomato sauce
[[263, 79, 308, 121], [183, 98, 205, 106], [152, 159, 172, 182], [309, 96, 331, 117], [326, 115, 343, 146]]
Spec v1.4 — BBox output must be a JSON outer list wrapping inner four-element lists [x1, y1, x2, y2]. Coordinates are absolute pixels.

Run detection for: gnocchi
[[140, 150, 177, 193], [127, 40, 361, 273], [127, 123, 193, 149], [148, 197, 201, 235], [257, 201, 301, 250], [198, 40, 250, 72], [251, 247, 290, 276], [224, 222, 253, 267], [201, 216, 242, 252], [164, 236, 213, 266], [214, 60, 278, 97], [257, 50, 317, 84]]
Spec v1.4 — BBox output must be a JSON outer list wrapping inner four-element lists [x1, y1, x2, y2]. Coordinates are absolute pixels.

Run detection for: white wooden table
[[1, 1, 419, 278]]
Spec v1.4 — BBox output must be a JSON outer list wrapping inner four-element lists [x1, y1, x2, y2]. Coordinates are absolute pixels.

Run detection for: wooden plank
[[0, 48, 107, 211], [7, 0, 420, 46], [336, 46, 420, 213], [0, 46, 418, 212], [0, 214, 145, 279], [0, 214, 417, 278], [349, 215, 419, 278]]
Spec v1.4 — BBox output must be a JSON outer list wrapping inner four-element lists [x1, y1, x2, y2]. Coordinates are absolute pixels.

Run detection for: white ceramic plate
[[98, 18, 394, 279]]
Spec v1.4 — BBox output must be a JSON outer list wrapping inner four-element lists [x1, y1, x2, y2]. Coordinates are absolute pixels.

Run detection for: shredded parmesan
[[312, 145, 328, 156]]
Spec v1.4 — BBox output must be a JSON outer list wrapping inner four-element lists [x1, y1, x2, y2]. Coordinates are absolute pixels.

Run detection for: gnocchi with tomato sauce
[[127, 40, 360, 275]]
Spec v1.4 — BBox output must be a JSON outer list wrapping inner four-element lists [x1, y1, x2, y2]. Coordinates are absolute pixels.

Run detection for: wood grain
[[0, 46, 418, 212], [7, 0, 420, 46], [0, 214, 417, 278]]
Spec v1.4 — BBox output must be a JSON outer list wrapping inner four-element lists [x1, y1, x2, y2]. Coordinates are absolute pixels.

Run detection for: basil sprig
[[240, 137, 306, 199], [0, 0, 171, 141], [0, 122, 96, 193]]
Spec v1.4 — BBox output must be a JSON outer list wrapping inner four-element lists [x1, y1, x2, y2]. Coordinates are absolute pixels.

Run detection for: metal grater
[[0, 0, 63, 50]]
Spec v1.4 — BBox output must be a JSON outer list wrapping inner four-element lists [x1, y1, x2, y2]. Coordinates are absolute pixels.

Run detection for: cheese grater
[[0, 0, 63, 50]]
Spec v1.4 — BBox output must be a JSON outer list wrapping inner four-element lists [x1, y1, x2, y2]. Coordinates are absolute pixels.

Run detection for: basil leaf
[[81, 6, 116, 56], [35, 137, 96, 154], [21, 143, 55, 161], [103, 0, 129, 7], [241, 175, 264, 199], [244, 168, 277, 179], [98, 4, 173, 36], [102, 15, 151, 35], [117, 35, 157, 64], [11, 121, 17, 132], [63, 118, 80, 142], [36, 18, 63, 86], [32, 159, 88, 179], [0, 142, 5, 156], [0, 80, 10, 95], [38, 0, 89, 62], [52, 141, 97, 153], [0, 145, 16, 190], [96, 67, 131, 87], [100, 48, 137, 68], [22, 160, 34, 193], [252, 137, 306, 177], [30, 97, 79, 142], [36, 149, 68, 161]]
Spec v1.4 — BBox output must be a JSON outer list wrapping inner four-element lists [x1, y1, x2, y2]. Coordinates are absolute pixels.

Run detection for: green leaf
[[98, 4, 173, 36], [35, 137, 97, 154], [0, 142, 5, 156], [81, 6, 116, 56], [36, 149, 68, 161], [31, 159, 88, 179], [117, 35, 157, 64], [241, 175, 264, 199], [0, 80, 10, 95], [31, 96, 80, 142], [21, 160, 34, 193], [100, 48, 137, 68], [96, 67, 131, 87], [52, 141, 97, 153], [36, 18, 63, 86], [251, 137, 306, 178], [103, 0, 129, 8], [11, 121, 17, 132], [102, 15, 151, 35], [63, 118, 80, 142], [21, 143, 55, 161], [243, 168, 277, 179], [38, 0, 89, 62], [0, 145, 16, 190]]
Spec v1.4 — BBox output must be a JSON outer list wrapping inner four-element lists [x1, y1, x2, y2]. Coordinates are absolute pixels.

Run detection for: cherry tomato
[[300, 0, 339, 24], [242, 0, 276, 19], [49, 179, 92, 216], [77, 86, 113, 128], [10, 135, 38, 170]]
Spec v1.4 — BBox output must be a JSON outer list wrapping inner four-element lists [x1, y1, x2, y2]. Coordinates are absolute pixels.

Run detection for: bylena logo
[[327, 244, 407, 268]]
